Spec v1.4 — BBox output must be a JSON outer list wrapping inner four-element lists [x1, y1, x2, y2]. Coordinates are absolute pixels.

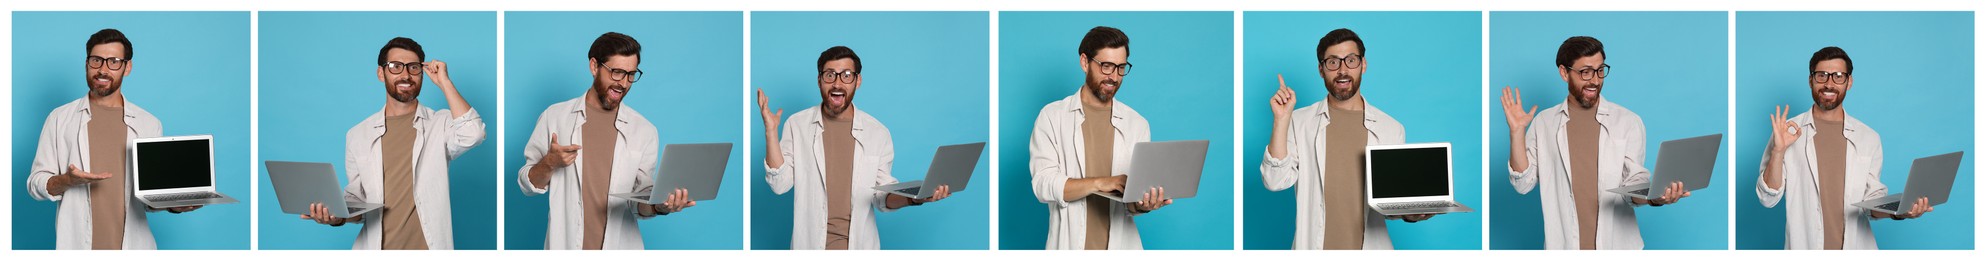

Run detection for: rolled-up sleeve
[[764, 116, 800, 195], [27, 114, 68, 201], [1756, 147, 1786, 208], [871, 129, 898, 213], [517, 114, 553, 196], [1860, 135, 1887, 202], [631, 127, 662, 219], [1260, 120, 1299, 192], [1029, 112, 1072, 208], [440, 109, 487, 161], [1509, 122, 1542, 194]]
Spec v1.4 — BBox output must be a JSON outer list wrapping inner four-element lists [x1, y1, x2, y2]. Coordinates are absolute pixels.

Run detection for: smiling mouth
[[1333, 77, 1352, 88]]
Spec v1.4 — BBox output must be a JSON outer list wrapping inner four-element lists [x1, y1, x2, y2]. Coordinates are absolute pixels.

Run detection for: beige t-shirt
[[1567, 103, 1600, 250], [823, 114, 856, 250], [1322, 106, 1367, 249], [1815, 117, 1847, 250], [381, 113, 428, 250], [1081, 103, 1114, 250], [580, 97, 619, 250], [88, 102, 127, 250]]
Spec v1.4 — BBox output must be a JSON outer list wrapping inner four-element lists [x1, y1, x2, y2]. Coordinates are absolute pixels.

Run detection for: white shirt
[[25, 97, 164, 250], [763, 106, 900, 250], [518, 96, 661, 250], [1259, 100, 1404, 250], [342, 104, 486, 249], [1756, 110, 1885, 250], [1028, 93, 1152, 250], [1507, 97, 1650, 250]]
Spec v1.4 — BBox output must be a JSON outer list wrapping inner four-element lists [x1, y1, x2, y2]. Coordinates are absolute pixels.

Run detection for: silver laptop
[[613, 143, 735, 203], [1606, 134, 1723, 200], [1853, 151, 1964, 215], [1093, 140, 1209, 202], [265, 160, 380, 218], [873, 142, 986, 199], [1364, 142, 1473, 215], [130, 135, 238, 208]]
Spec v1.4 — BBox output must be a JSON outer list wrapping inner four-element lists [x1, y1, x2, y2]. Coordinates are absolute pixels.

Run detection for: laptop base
[[138, 192, 239, 208]]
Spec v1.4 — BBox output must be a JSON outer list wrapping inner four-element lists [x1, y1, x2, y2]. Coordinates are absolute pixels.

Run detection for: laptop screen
[[136, 138, 212, 191], [1369, 146, 1450, 199]]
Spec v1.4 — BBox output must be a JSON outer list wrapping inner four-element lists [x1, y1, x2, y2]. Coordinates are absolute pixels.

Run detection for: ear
[[1844, 76, 1854, 91], [118, 60, 133, 77], [852, 74, 863, 89], [1077, 54, 1091, 74], [376, 66, 387, 83], [1556, 65, 1570, 83], [588, 57, 599, 74]]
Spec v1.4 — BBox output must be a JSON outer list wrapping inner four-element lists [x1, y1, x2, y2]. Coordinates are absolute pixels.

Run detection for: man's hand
[[543, 133, 582, 169], [919, 185, 952, 204], [1501, 86, 1538, 172], [164, 205, 203, 214], [1095, 175, 1127, 195], [1396, 214, 1436, 223], [653, 188, 696, 215], [424, 60, 453, 87], [1769, 105, 1801, 155], [1132, 187, 1173, 213], [48, 164, 113, 196], [1267, 74, 1298, 160], [758, 88, 785, 169], [1888, 196, 1935, 220], [299, 202, 354, 226], [1646, 181, 1692, 206]]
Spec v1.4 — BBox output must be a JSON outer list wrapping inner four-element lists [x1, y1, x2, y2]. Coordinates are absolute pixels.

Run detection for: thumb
[[550, 133, 561, 146]]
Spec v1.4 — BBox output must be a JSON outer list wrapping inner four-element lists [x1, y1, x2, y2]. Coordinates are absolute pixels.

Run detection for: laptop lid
[[131, 135, 216, 197], [265, 160, 351, 215], [1365, 142, 1454, 205], [1120, 140, 1209, 199], [1901, 151, 1964, 209], [1650, 134, 1722, 195], [655, 142, 734, 201], [919, 142, 986, 195]]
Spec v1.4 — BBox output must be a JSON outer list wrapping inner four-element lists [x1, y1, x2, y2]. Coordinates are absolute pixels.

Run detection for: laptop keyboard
[[1628, 188, 1651, 196], [144, 192, 220, 202], [1377, 201, 1460, 210], [1877, 202, 1900, 211], [895, 187, 921, 195]]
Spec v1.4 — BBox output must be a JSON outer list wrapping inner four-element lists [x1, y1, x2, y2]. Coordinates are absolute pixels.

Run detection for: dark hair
[[1808, 46, 1853, 75], [589, 32, 642, 65], [86, 28, 133, 60], [376, 37, 426, 67], [1316, 28, 1364, 62], [816, 46, 862, 74], [1555, 36, 1605, 68], [1077, 26, 1130, 60]]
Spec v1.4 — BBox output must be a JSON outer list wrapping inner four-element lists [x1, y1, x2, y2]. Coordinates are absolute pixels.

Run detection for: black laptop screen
[[136, 139, 212, 191], [1368, 146, 1450, 199]]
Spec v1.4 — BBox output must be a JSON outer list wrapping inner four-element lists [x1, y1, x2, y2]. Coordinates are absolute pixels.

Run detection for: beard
[[88, 72, 121, 97], [1812, 86, 1845, 110], [592, 80, 627, 111], [1570, 83, 1601, 108], [1085, 73, 1119, 102], [1328, 73, 1361, 101], [386, 77, 421, 103]]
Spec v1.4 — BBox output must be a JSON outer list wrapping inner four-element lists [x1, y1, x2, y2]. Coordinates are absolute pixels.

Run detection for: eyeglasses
[[1569, 64, 1610, 80], [383, 61, 425, 75], [1092, 61, 1132, 76], [86, 56, 128, 70], [1319, 54, 1363, 71], [820, 70, 858, 84], [1811, 71, 1849, 84], [604, 67, 643, 83]]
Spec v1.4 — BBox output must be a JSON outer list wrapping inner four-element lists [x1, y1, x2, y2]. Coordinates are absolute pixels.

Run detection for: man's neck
[[87, 91, 125, 108], [385, 98, 419, 117], [1567, 95, 1598, 111], [1326, 93, 1365, 111], [1812, 104, 1846, 122], [1078, 85, 1113, 109]]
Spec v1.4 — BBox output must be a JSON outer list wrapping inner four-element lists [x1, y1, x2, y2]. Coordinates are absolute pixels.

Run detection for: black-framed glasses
[[383, 61, 425, 75], [1570, 64, 1611, 80], [1319, 53, 1363, 71], [605, 68, 643, 83], [820, 70, 858, 84], [86, 56, 127, 70], [1811, 71, 1849, 84], [1092, 61, 1132, 76]]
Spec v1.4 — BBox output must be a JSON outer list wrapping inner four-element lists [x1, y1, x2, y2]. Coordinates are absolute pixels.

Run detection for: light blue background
[[1488, 12, 1730, 250], [1239, 11, 1483, 250], [502, 11, 744, 250], [748, 12, 991, 250], [1734, 11, 1974, 250], [996, 11, 1235, 250], [11, 11, 251, 250], [256, 11, 498, 250]]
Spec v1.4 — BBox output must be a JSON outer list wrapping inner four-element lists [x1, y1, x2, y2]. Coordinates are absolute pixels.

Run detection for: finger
[[1276, 74, 1286, 88], [550, 133, 561, 146]]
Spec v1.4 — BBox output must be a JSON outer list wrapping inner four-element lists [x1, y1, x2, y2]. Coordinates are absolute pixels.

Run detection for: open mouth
[[1581, 86, 1599, 98], [1333, 77, 1353, 88], [1820, 89, 1838, 100], [828, 89, 848, 105], [396, 81, 415, 91]]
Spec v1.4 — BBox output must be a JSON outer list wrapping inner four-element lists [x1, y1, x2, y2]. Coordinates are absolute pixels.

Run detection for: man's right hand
[[49, 164, 113, 195], [1499, 86, 1537, 133], [543, 133, 582, 169], [757, 88, 783, 136], [1270, 74, 1296, 120], [1094, 175, 1127, 195], [300, 202, 351, 226], [1769, 105, 1800, 155]]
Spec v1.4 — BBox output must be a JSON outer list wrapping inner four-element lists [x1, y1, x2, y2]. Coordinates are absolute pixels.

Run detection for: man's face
[[85, 42, 130, 97], [376, 48, 424, 103], [818, 58, 861, 113], [1557, 54, 1606, 108], [1810, 59, 1853, 110], [590, 54, 639, 111], [1319, 41, 1364, 101], [1080, 47, 1127, 102]]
